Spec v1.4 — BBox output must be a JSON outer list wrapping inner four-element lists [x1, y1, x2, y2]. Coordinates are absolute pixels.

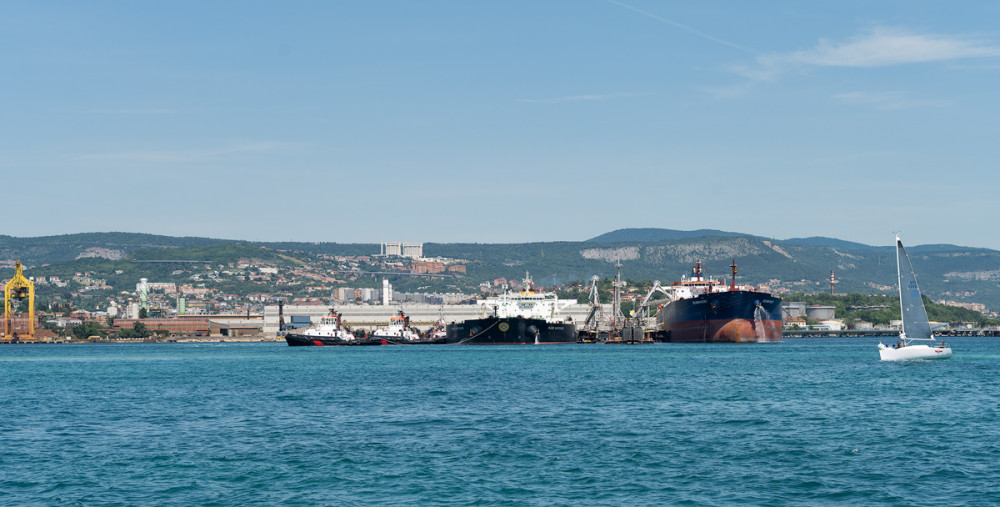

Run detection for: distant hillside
[[782, 237, 875, 250], [4, 231, 1000, 312], [0, 233, 231, 265], [588, 228, 745, 243]]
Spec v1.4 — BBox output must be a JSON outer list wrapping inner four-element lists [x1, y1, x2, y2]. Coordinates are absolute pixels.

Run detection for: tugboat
[[424, 314, 449, 344], [284, 308, 378, 346], [445, 273, 578, 345], [372, 310, 444, 345], [654, 260, 782, 343]]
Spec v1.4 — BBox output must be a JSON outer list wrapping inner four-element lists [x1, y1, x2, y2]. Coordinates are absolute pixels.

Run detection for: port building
[[381, 241, 423, 258]]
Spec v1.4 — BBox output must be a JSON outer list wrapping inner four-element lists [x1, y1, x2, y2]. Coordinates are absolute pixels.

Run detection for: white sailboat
[[878, 235, 952, 361]]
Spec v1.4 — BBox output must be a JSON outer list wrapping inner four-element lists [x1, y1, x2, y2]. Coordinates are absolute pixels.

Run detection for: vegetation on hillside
[[784, 293, 1000, 327], [3, 232, 1000, 313]]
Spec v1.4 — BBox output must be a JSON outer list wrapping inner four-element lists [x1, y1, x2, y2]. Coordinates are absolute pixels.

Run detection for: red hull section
[[658, 318, 783, 343]]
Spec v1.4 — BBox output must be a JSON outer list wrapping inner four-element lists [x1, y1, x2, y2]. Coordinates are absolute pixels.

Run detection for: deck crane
[[582, 275, 605, 333], [3, 261, 35, 340], [635, 280, 672, 324]]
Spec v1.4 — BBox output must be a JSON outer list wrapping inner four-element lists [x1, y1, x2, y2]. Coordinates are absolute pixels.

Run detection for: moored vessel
[[654, 260, 782, 343], [445, 273, 578, 344], [284, 308, 378, 346], [373, 310, 445, 345]]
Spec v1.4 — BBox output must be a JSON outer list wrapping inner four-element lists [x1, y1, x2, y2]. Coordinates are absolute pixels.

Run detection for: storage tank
[[805, 305, 835, 321], [782, 302, 807, 318]]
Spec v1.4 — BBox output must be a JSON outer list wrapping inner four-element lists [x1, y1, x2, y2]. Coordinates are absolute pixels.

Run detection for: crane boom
[[4, 261, 35, 340]]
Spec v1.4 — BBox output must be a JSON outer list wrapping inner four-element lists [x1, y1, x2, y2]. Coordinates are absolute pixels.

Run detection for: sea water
[[2, 338, 998, 505]]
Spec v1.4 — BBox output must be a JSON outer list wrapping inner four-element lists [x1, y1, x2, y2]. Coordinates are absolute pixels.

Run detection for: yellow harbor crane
[[3, 261, 35, 340]]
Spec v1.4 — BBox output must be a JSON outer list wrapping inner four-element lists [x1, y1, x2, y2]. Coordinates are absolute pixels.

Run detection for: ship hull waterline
[[284, 334, 381, 347], [656, 290, 783, 343], [445, 317, 578, 345]]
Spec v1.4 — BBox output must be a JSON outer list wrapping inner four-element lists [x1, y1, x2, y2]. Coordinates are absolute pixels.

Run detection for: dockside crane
[[3, 261, 35, 340], [609, 261, 628, 334], [582, 275, 605, 333], [635, 281, 672, 324]]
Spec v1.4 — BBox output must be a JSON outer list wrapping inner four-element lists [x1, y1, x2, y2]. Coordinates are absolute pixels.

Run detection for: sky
[[4, 1, 1000, 248]]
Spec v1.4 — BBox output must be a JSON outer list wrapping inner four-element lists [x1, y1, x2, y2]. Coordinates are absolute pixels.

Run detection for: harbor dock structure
[[262, 303, 603, 336]]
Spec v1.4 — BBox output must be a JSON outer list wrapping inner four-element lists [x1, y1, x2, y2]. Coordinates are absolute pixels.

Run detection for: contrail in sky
[[607, 0, 756, 54]]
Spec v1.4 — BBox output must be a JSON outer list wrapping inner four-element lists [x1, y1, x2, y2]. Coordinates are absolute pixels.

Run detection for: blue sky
[[4, 1, 1000, 248]]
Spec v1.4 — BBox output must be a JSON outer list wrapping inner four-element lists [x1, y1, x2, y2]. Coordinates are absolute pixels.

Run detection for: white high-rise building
[[401, 242, 423, 258], [381, 241, 423, 258], [382, 241, 402, 256], [382, 278, 392, 305]]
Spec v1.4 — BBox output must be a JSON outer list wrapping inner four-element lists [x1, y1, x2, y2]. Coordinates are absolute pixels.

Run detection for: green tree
[[138, 307, 148, 319], [71, 321, 105, 339], [119, 321, 151, 339]]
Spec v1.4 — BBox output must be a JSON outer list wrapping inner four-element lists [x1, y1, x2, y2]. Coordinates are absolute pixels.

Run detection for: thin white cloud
[[833, 91, 953, 110], [786, 27, 1000, 67], [743, 27, 1000, 80], [518, 92, 646, 104], [77, 141, 298, 163]]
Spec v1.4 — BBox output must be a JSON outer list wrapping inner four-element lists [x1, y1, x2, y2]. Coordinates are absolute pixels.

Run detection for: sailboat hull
[[878, 343, 952, 361]]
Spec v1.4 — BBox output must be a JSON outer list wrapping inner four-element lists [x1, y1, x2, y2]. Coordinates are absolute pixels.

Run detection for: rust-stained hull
[[655, 291, 783, 343]]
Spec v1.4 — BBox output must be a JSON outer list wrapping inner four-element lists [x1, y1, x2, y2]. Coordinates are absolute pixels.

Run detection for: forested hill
[[0, 233, 228, 265], [3, 231, 999, 311], [588, 228, 746, 243]]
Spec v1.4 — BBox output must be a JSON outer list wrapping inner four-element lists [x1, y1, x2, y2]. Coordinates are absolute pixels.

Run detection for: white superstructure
[[477, 273, 574, 322], [663, 260, 754, 301], [371, 311, 421, 341], [294, 310, 357, 341]]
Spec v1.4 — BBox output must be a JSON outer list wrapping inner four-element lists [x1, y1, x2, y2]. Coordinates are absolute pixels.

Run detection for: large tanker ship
[[655, 261, 782, 343], [445, 274, 578, 345]]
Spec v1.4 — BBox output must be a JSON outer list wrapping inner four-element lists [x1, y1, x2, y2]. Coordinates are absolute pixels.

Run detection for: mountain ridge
[[2, 231, 999, 311]]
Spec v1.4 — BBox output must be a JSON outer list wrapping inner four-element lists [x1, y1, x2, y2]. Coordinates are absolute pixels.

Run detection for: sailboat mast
[[896, 234, 906, 343]]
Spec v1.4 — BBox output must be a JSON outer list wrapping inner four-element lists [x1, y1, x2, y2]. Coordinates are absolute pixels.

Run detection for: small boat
[[284, 308, 375, 346], [424, 315, 449, 344], [373, 310, 443, 345], [878, 235, 952, 361]]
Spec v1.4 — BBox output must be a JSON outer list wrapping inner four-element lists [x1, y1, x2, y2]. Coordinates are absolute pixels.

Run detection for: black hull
[[655, 290, 783, 343], [284, 334, 381, 347], [445, 317, 578, 345], [380, 337, 447, 345]]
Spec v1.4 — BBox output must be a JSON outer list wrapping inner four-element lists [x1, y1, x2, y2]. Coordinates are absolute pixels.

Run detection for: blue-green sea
[[2, 337, 999, 505]]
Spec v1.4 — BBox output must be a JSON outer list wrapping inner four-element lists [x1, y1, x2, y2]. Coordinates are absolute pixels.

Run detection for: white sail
[[896, 236, 933, 340]]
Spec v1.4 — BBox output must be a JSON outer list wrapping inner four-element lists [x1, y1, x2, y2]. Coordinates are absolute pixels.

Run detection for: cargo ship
[[654, 261, 782, 343], [284, 308, 379, 346], [445, 273, 578, 344]]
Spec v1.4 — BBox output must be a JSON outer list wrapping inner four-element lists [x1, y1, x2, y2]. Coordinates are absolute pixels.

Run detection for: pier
[[783, 329, 1000, 338]]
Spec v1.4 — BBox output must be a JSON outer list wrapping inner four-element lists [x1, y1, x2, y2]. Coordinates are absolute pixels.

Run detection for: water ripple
[[3, 338, 1000, 504]]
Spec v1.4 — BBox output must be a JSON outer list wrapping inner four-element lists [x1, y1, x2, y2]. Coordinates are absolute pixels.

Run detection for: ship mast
[[730, 259, 738, 291]]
